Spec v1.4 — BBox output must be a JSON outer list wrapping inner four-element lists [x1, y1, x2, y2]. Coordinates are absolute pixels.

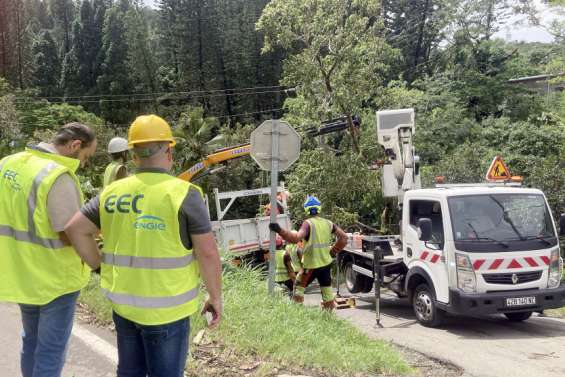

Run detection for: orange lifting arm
[[178, 143, 251, 181]]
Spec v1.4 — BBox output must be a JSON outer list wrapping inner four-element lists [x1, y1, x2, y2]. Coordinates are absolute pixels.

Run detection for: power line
[[13, 85, 292, 101], [14, 88, 294, 105]]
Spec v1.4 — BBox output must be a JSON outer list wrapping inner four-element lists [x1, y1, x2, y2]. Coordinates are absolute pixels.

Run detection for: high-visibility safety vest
[[0, 148, 89, 305], [274, 248, 290, 282], [286, 243, 301, 272], [99, 172, 201, 325], [302, 217, 333, 269], [103, 161, 124, 188]]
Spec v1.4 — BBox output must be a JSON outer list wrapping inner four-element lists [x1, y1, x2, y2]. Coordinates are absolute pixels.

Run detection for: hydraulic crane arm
[[178, 143, 251, 182]]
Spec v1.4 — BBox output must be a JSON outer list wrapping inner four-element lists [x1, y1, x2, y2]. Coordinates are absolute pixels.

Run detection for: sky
[[142, 0, 563, 43], [493, 0, 561, 43]]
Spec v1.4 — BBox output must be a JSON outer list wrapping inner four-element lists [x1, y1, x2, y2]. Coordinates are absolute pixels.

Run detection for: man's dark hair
[[51, 122, 95, 148]]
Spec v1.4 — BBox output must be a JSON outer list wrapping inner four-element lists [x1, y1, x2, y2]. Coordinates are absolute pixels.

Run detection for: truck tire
[[361, 276, 374, 293], [504, 312, 532, 322], [344, 262, 364, 293], [413, 283, 444, 327]]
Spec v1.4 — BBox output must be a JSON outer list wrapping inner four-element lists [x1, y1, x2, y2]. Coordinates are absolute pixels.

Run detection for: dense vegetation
[[1, 0, 564, 229]]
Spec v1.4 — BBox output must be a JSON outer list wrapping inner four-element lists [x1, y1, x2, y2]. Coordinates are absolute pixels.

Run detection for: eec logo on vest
[[104, 194, 166, 231]]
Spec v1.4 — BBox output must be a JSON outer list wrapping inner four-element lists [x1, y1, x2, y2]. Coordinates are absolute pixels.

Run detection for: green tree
[[173, 106, 219, 171], [257, 0, 395, 154], [49, 0, 76, 55], [97, 0, 134, 123], [382, 0, 455, 83], [125, 2, 159, 93], [32, 30, 61, 97]]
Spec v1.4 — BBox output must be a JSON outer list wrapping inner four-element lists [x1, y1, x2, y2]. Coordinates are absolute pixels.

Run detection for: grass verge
[[78, 273, 113, 325], [79, 264, 411, 376], [202, 264, 411, 376]]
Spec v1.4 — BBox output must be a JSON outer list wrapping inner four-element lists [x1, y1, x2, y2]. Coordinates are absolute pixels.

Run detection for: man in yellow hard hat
[[0, 122, 97, 377], [65, 115, 222, 377], [103, 136, 129, 187]]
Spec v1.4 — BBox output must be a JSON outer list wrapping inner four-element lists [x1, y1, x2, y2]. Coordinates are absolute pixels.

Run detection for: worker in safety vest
[[103, 136, 129, 187], [270, 195, 347, 310], [64, 115, 222, 377], [0, 122, 97, 377], [274, 235, 302, 295]]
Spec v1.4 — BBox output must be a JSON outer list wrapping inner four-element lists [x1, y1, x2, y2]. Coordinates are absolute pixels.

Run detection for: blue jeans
[[18, 291, 80, 377], [112, 312, 190, 377]]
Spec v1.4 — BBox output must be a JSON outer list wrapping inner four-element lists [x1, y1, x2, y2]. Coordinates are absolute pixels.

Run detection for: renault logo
[[511, 273, 519, 284]]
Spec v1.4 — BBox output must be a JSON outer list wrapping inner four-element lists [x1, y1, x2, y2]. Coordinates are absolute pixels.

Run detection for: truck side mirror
[[417, 218, 432, 242], [560, 214, 565, 236]]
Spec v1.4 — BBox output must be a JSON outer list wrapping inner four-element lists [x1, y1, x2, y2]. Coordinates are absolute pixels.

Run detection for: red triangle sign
[[486, 156, 511, 181]]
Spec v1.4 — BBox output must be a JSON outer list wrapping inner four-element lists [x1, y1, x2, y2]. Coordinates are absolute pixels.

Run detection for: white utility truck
[[339, 108, 565, 327], [210, 185, 291, 264]]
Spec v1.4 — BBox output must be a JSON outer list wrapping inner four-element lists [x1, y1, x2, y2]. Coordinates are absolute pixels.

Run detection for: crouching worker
[[64, 115, 222, 377], [270, 196, 347, 310], [274, 235, 302, 296]]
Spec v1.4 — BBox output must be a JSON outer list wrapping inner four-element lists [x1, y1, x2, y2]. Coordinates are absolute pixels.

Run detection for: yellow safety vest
[[103, 161, 124, 188], [302, 217, 333, 269], [99, 172, 201, 325], [0, 148, 89, 305], [275, 248, 290, 282], [286, 243, 301, 272]]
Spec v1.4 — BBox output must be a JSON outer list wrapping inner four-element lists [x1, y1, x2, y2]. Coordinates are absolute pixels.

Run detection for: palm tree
[[173, 106, 220, 170]]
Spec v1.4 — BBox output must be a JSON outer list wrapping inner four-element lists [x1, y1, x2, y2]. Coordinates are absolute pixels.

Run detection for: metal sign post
[[250, 119, 300, 294], [267, 121, 280, 294]]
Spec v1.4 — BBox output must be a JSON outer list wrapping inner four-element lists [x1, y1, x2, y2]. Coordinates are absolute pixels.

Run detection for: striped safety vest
[[275, 248, 290, 282], [0, 148, 89, 304], [302, 217, 333, 269], [99, 172, 201, 325]]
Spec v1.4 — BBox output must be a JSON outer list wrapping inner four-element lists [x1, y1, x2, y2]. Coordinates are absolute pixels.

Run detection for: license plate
[[505, 296, 536, 307]]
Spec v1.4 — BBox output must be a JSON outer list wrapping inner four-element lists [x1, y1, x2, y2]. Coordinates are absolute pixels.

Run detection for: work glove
[[269, 222, 282, 233]]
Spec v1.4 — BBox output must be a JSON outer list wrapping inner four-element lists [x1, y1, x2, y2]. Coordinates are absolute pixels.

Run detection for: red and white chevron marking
[[420, 251, 442, 264], [472, 256, 550, 271]]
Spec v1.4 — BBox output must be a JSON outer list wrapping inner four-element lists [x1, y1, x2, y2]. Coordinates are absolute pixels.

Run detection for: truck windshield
[[448, 194, 557, 252]]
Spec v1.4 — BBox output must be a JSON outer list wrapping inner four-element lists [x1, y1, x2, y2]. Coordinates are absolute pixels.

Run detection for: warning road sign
[[486, 156, 511, 181]]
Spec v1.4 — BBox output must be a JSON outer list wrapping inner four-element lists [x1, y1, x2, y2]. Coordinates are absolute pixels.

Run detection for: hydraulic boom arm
[[178, 144, 251, 182]]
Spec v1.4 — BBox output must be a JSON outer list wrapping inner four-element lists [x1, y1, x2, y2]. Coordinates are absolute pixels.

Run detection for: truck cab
[[402, 186, 565, 326], [339, 108, 565, 327]]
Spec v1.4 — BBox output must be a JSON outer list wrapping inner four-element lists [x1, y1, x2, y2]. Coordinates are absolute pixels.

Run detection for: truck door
[[404, 199, 449, 303]]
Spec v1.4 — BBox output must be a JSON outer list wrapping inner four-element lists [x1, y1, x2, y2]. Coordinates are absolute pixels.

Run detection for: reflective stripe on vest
[[101, 286, 199, 308], [302, 217, 333, 269], [102, 252, 194, 269], [0, 149, 89, 305], [2, 161, 66, 249]]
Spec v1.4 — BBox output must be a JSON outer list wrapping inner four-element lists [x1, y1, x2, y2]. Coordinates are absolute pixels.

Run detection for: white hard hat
[[108, 137, 129, 153]]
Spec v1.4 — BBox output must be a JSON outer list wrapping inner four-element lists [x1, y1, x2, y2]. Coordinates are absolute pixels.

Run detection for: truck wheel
[[361, 276, 374, 293], [413, 283, 444, 327], [504, 312, 532, 322], [344, 262, 363, 293]]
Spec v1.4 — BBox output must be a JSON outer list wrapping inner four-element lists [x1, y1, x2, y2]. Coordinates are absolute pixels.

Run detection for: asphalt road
[[305, 286, 565, 377], [0, 302, 116, 377]]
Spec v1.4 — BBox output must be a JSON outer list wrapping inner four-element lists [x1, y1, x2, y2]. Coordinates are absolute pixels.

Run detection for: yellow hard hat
[[128, 114, 176, 148]]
